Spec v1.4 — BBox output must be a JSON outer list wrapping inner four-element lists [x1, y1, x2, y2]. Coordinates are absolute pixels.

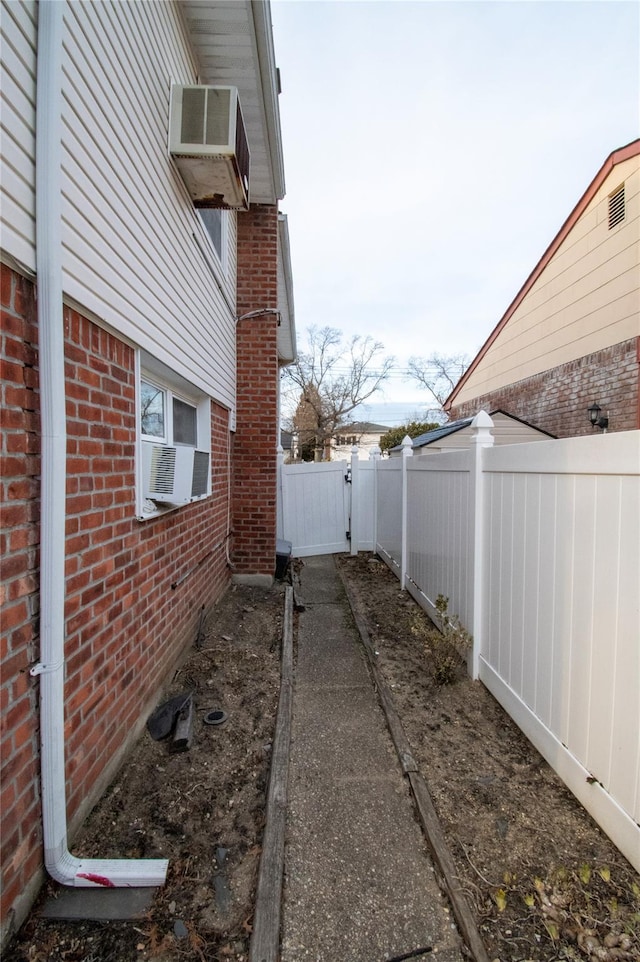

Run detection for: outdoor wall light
[[588, 402, 609, 431]]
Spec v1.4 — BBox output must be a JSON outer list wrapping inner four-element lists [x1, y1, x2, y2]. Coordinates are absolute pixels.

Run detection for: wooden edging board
[[249, 585, 294, 962]]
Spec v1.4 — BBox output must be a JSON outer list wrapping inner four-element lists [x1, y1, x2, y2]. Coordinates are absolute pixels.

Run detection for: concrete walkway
[[280, 555, 465, 962]]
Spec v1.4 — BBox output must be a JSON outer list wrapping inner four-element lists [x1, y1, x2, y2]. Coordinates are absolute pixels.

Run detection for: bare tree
[[407, 352, 470, 410], [284, 326, 394, 460]]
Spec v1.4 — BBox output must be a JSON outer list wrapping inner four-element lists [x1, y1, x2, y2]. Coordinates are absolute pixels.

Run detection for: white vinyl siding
[[0, 0, 37, 272], [1, 0, 238, 411]]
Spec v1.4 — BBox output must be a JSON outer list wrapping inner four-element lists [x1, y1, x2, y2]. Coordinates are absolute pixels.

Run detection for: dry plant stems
[[491, 863, 640, 960], [410, 594, 471, 686]]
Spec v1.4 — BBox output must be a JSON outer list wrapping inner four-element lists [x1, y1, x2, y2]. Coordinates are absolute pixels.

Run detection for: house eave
[[445, 138, 640, 411], [250, 0, 286, 202], [277, 212, 296, 365], [180, 0, 285, 206]]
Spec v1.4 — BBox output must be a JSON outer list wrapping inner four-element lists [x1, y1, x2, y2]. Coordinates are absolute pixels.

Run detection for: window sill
[[135, 495, 209, 522]]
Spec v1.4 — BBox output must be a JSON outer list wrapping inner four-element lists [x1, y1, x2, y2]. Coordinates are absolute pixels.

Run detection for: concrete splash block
[[40, 886, 156, 920]]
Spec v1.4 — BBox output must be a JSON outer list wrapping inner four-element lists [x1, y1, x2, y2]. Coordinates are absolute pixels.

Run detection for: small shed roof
[[408, 417, 473, 448], [390, 410, 555, 453]]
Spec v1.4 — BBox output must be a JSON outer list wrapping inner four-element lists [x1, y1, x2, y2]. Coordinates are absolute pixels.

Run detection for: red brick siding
[[233, 204, 279, 576], [449, 338, 640, 437], [1, 265, 231, 938], [1, 267, 41, 935]]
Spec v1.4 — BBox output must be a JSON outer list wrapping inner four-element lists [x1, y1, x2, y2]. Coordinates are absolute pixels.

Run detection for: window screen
[[173, 397, 197, 446], [199, 208, 223, 258]]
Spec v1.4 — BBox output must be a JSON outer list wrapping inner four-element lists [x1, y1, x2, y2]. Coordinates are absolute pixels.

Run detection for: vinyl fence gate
[[277, 459, 352, 557]]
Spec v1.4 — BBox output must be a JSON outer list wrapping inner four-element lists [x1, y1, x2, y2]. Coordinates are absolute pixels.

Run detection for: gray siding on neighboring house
[[0, 0, 238, 411]]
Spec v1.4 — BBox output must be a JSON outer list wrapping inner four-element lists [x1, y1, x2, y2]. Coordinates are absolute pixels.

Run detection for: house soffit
[[180, 0, 285, 205]]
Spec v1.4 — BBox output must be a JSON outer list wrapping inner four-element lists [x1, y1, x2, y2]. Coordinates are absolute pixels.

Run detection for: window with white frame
[[140, 380, 198, 446], [138, 361, 211, 518], [198, 208, 228, 266]]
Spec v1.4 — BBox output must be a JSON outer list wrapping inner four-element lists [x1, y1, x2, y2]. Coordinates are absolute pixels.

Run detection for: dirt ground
[[6, 553, 640, 962], [6, 580, 287, 962]]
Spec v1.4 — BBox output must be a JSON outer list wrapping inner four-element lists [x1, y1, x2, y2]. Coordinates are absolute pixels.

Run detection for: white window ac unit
[[169, 85, 250, 210], [142, 442, 210, 504]]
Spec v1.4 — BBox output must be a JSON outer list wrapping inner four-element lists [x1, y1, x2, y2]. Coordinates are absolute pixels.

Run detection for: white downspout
[[30, 0, 167, 887]]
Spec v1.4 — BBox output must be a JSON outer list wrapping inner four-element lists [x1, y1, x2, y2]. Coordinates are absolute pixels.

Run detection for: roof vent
[[608, 184, 625, 229], [169, 85, 250, 210]]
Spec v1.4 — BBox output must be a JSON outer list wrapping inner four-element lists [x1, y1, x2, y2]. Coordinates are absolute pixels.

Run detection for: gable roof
[[445, 138, 640, 411], [391, 409, 555, 451], [408, 417, 473, 448], [335, 421, 388, 434]]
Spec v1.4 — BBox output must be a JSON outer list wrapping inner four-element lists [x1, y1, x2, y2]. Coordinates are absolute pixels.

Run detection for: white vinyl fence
[[277, 419, 640, 871]]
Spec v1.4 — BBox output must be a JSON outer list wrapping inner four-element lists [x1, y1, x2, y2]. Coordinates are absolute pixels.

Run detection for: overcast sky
[[271, 0, 640, 424]]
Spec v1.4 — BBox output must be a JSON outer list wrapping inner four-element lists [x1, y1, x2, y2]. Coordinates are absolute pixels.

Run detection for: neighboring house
[[445, 140, 640, 437], [280, 429, 294, 461], [0, 0, 294, 945], [389, 410, 554, 456], [330, 421, 388, 461]]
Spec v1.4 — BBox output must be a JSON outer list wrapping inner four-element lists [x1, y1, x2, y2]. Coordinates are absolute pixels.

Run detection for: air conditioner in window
[[169, 85, 250, 210], [142, 443, 210, 504]]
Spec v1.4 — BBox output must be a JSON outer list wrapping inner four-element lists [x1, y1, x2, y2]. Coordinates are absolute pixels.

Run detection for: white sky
[[271, 0, 640, 423]]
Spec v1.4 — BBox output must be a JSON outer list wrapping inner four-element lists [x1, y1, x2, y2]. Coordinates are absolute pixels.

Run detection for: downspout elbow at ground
[[32, 0, 167, 888]]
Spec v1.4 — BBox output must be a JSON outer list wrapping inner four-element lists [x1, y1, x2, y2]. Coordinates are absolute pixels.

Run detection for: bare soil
[[6, 554, 639, 962], [6, 580, 286, 962]]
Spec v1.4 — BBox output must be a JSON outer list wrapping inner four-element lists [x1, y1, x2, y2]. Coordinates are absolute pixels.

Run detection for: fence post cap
[[401, 435, 413, 456], [470, 410, 495, 445]]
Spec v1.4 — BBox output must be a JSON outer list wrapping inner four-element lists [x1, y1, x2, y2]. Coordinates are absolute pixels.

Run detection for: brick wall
[[0, 267, 41, 940], [449, 338, 640, 437], [233, 204, 279, 578], [1, 264, 231, 941]]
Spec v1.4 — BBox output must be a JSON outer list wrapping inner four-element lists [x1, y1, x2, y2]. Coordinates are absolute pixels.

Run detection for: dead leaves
[[519, 865, 639, 960]]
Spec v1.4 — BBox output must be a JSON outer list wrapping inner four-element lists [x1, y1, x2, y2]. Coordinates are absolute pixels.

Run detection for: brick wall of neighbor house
[[0, 264, 231, 938], [449, 338, 640, 438], [233, 204, 279, 577]]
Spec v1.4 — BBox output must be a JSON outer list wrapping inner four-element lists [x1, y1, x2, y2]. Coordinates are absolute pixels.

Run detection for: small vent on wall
[[608, 184, 625, 229]]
